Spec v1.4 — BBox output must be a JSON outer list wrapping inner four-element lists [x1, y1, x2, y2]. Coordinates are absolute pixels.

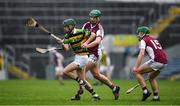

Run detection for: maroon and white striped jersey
[[53, 51, 64, 67], [82, 22, 104, 58], [139, 35, 168, 64]]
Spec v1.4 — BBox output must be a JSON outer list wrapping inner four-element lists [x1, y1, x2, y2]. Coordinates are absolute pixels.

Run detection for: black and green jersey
[[63, 28, 91, 55]]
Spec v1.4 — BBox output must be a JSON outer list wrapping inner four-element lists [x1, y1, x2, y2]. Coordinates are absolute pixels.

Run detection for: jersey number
[[150, 40, 162, 50]]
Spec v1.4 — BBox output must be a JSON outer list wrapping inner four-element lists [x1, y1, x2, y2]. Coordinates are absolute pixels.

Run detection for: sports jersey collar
[[90, 22, 99, 29]]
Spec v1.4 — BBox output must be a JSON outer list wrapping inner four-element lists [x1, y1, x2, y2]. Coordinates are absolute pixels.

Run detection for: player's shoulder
[[142, 35, 153, 41], [98, 22, 103, 27], [83, 22, 91, 26], [74, 28, 89, 36], [142, 35, 151, 41], [97, 23, 104, 30], [85, 21, 91, 25]]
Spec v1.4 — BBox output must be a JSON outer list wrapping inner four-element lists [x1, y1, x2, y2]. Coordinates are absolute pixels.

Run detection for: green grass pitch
[[0, 80, 180, 105]]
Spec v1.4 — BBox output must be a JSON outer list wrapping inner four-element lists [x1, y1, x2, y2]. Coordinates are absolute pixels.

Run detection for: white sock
[[79, 80, 84, 85], [79, 80, 85, 90], [153, 96, 159, 99], [112, 86, 116, 91], [143, 89, 148, 94]]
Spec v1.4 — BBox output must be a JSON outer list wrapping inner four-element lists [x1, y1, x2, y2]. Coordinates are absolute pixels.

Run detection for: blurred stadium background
[[0, 0, 180, 81]]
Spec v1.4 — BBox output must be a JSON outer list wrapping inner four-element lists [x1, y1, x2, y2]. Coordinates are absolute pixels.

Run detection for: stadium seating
[[158, 16, 180, 49]]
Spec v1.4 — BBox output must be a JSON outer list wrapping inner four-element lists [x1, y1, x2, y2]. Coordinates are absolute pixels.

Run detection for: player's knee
[[149, 76, 155, 81], [149, 78, 155, 84], [63, 71, 67, 76], [132, 70, 139, 75], [93, 73, 100, 79]]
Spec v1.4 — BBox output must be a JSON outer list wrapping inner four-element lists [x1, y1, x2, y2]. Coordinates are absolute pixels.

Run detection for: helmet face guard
[[89, 9, 102, 17]]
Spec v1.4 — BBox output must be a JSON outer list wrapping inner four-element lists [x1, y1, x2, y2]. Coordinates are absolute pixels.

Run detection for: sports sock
[[89, 89, 96, 95], [79, 80, 85, 85], [77, 80, 98, 96], [153, 92, 159, 99], [75, 77, 80, 83], [76, 85, 83, 95], [142, 87, 148, 94], [110, 84, 115, 90], [154, 92, 158, 96], [78, 80, 86, 91]]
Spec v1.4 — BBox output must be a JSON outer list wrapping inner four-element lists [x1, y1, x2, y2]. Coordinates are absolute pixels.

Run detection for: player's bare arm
[[133, 48, 145, 73], [56, 39, 70, 52], [83, 36, 102, 48]]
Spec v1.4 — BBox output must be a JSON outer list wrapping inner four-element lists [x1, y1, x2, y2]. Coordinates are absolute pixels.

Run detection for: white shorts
[[88, 49, 102, 64], [55, 67, 63, 75], [144, 60, 167, 71], [73, 55, 89, 69]]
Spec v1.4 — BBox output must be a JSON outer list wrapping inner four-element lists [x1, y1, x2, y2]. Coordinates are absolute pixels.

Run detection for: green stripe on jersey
[[63, 28, 91, 54]]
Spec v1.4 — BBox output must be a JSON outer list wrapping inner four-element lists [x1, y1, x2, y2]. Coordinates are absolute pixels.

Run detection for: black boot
[[141, 90, 151, 101], [112, 86, 120, 100], [71, 94, 80, 100], [92, 93, 101, 101]]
